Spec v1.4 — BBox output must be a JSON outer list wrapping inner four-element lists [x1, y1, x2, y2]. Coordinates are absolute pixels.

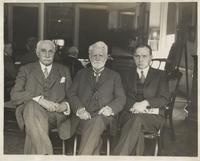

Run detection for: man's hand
[[76, 108, 91, 120], [56, 102, 69, 113], [129, 100, 150, 114], [38, 98, 59, 112], [98, 106, 114, 117]]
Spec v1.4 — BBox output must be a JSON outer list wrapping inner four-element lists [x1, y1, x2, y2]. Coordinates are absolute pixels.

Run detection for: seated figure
[[113, 44, 170, 155], [11, 40, 72, 154], [68, 41, 126, 155]]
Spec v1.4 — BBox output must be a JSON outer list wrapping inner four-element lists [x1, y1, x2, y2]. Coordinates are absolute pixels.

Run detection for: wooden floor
[[3, 97, 198, 156]]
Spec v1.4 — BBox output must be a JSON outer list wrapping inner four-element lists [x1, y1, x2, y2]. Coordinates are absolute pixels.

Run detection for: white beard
[[91, 61, 106, 70]]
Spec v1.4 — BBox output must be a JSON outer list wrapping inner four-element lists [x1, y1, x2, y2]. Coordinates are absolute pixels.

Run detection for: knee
[[124, 114, 143, 130], [93, 116, 104, 126], [134, 114, 143, 123], [85, 116, 105, 132], [23, 100, 42, 120]]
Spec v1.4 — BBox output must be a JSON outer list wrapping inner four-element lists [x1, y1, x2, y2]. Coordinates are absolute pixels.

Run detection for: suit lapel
[[127, 68, 137, 93], [96, 68, 109, 88], [32, 62, 45, 85], [144, 67, 154, 87], [86, 67, 96, 90], [48, 64, 61, 89]]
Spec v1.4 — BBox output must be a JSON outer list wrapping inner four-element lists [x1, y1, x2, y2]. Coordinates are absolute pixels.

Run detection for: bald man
[[68, 41, 126, 155], [11, 40, 72, 154]]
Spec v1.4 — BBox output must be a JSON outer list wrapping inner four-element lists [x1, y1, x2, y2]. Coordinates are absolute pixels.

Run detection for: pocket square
[[60, 77, 66, 83]]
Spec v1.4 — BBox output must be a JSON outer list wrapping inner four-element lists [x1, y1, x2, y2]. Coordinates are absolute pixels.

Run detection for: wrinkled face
[[4, 43, 12, 56], [89, 48, 107, 70], [36, 42, 55, 66], [133, 47, 152, 69]]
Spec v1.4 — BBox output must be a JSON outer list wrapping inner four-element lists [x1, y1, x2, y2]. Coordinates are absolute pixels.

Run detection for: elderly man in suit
[[113, 44, 170, 155], [11, 40, 72, 154], [68, 41, 126, 155]]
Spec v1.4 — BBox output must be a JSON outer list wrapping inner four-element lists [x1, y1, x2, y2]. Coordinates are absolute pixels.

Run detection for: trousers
[[22, 100, 69, 154], [114, 113, 164, 155], [77, 115, 112, 155]]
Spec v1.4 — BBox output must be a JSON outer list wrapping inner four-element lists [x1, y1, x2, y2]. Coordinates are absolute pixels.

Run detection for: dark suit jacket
[[122, 67, 170, 116], [68, 67, 126, 136], [10, 62, 72, 139]]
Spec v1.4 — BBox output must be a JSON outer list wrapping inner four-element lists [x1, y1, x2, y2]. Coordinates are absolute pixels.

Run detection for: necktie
[[140, 70, 145, 84], [43, 67, 49, 78], [94, 72, 101, 82]]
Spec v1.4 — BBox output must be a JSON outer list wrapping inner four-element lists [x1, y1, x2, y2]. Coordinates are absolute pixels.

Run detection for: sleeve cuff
[[63, 102, 70, 115], [107, 106, 114, 116], [144, 100, 150, 107], [32, 96, 43, 102], [76, 107, 85, 117]]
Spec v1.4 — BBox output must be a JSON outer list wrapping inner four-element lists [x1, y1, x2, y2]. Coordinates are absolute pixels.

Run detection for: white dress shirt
[[136, 66, 150, 79], [40, 62, 52, 77]]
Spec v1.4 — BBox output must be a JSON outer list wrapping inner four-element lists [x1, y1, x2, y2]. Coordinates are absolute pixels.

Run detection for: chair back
[[151, 59, 183, 112], [167, 69, 182, 98]]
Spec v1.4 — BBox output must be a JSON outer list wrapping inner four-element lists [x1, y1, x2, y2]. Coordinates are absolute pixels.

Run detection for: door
[[79, 8, 109, 58], [13, 6, 38, 57]]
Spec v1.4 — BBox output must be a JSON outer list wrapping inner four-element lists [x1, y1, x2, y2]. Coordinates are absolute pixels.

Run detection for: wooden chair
[[143, 59, 183, 156], [151, 58, 183, 140], [50, 128, 66, 155], [144, 129, 162, 156], [165, 68, 183, 140]]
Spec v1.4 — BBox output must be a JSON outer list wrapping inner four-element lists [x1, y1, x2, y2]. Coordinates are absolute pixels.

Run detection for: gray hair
[[36, 40, 56, 54], [88, 41, 108, 56], [68, 46, 79, 58]]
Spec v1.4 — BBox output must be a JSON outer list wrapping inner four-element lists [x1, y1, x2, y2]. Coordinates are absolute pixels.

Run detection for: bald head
[[88, 41, 108, 70]]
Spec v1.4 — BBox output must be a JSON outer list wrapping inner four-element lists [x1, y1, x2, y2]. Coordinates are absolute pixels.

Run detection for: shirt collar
[[39, 61, 52, 73], [92, 67, 104, 77], [136, 66, 150, 78], [92, 67, 104, 73]]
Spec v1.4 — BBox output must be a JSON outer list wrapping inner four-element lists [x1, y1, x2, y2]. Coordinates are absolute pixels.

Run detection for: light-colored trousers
[[22, 100, 69, 154]]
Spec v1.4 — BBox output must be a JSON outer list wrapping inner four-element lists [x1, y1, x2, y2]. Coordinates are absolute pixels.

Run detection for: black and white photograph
[[2, 0, 198, 160]]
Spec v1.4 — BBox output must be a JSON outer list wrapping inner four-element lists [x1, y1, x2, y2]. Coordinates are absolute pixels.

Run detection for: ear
[[36, 51, 39, 57]]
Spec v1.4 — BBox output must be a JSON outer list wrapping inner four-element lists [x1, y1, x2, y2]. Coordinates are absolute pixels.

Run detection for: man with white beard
[[68, 41, 126, 155]]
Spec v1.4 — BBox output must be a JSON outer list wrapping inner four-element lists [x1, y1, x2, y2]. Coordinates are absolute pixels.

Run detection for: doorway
[[79, 8, 109, 58], [13, 6, 38, 57]]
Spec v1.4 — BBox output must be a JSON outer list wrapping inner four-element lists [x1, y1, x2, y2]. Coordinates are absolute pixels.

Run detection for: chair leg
[[73, 136, 77, 156], [158, 136, 162, 155], [169, 112, 175, 140], [154, 137, 159, 156], [160, 128, 164, 150], [106, 137, 110, 156], [62, 140, 65, 155]]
